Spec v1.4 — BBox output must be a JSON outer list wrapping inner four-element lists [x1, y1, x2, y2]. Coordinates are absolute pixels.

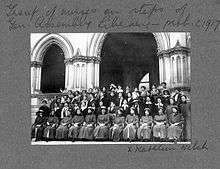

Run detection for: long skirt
[[137, 124, 152, 140], [31, 125, 45, 141], [109, 125, 124, 141], [153, 124, 166, 138], [167, 125, 182, 140], [55, 125, 69, 140], [68, 125, 81, 139], [78, 125, 94, 140], [123, 123, 137, 141], [94, 125, 109, 140], [43, 126, 57, 139]]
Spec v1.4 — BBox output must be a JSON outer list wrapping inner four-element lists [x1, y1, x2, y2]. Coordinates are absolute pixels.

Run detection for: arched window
[[139, 73, 150, 90], [177, 55, 181, 83]]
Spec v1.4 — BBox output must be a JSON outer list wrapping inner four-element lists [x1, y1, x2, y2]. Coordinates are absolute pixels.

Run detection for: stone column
[[159, 56, 163, 83], [79, 63, 82, 90], [164, 54, 171, 87], [68, 63, 74, 90], [186, 55, 190, 85], [180, 55, 184, 85], [65, 63, 68, 89], [31, 66, 36, 94], [87, 62, 95, 89], [173, 56, 177, 84], [82, 63, 87, 89], [36, 67, 42, 91], [94, 62, 100, 87]]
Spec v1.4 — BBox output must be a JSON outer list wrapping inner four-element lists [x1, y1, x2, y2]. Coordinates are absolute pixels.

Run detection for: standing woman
[[78, 107, 96, 140], [43, 110, 59, 141], [123, 107, 139, 141], [31, 110, 47, 141], [145, 96, 154, 117], [81, 95, 88, 117], [55, 110, 72, 140], [153, 107, 167, 141], [68, 109, 84, 141], [109, 108, 125, 141], [179, 95, 191, 141], [137, 108, 153, 141], [121, 99, 130, 117], [94, 106, 110, 140]]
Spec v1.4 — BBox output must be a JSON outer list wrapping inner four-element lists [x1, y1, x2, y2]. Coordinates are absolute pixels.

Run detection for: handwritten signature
[[127, 140, 208, 153], [3, 2, 220, 32]]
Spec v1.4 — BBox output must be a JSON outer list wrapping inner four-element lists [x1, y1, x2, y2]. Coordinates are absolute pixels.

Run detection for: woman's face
[[111, 102, 115, 107], [110, 92, 114, 96], [64, 103, 68, 107], [172, 108, 177, 113], [101, 109, 106, 114], [99, 101, 103, 106], [157, 98, 161, 103], [117, 110, 122, 115], [127, 93, 131, 98], [130, 109, 135, 115], [123, 99, 127, 104], [88, 109, 92, 114], [146, 97, 151, 102], [170, 98, 174, 105], [77, 109, 81, 115], [51, 110, 55, 116], [181, 96, 186, 102], [158, 109, 163, 115], [145, 110, 149, 116]]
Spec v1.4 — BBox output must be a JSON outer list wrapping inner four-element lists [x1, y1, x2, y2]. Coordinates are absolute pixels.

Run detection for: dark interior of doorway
[[100, 33, 159, 90], [41, 44, 65, 93]]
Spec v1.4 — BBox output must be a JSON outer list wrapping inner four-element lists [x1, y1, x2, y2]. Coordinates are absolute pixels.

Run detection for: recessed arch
[[31, 33, 74, 63], [88, 32, 171, 58]]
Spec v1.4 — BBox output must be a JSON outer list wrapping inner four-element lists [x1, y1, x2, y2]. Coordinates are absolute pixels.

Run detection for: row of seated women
[[31, 105, 183, 142]]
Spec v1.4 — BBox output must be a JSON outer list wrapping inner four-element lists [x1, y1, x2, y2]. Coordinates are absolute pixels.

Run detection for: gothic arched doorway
[[41, 44, 65, 93], [100, 33, 159, 89]]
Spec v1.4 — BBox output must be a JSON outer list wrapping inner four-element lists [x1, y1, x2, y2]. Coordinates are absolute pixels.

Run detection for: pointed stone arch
[[31, 33, 74, 63], [31, 33, 74, 94]]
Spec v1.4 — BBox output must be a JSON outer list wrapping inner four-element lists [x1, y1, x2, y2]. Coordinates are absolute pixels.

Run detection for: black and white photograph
[[30, 32, 191, 145]]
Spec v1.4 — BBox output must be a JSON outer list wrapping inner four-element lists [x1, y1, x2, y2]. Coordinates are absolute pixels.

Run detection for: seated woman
[[137, 108, 153, 141], [68, 109, 84, 141], [167, 106, 184, 141], [55, 110, 72, 140], [31, 110, 47, 141], [78, 107, 96, 140], [43, 110, 59, 141], [109, 108, 125, 141], [153, 107, 167, 141], [123, 107, 139, 141], [94, 106, 110, 141], [165, 98, 177, 122]]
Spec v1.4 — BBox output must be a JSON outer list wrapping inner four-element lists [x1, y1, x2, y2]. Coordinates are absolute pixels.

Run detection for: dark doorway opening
[[41, 44, 65, 93], [100, 33, 159, 90]]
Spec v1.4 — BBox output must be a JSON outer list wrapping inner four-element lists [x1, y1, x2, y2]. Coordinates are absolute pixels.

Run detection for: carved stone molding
[[158, 46, 190, 58], [31, 61, 42, 67], [64, 55, 101, 64]]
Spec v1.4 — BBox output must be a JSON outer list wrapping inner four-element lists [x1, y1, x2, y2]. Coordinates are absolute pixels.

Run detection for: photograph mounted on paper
[[30, 32, 191, 145]]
